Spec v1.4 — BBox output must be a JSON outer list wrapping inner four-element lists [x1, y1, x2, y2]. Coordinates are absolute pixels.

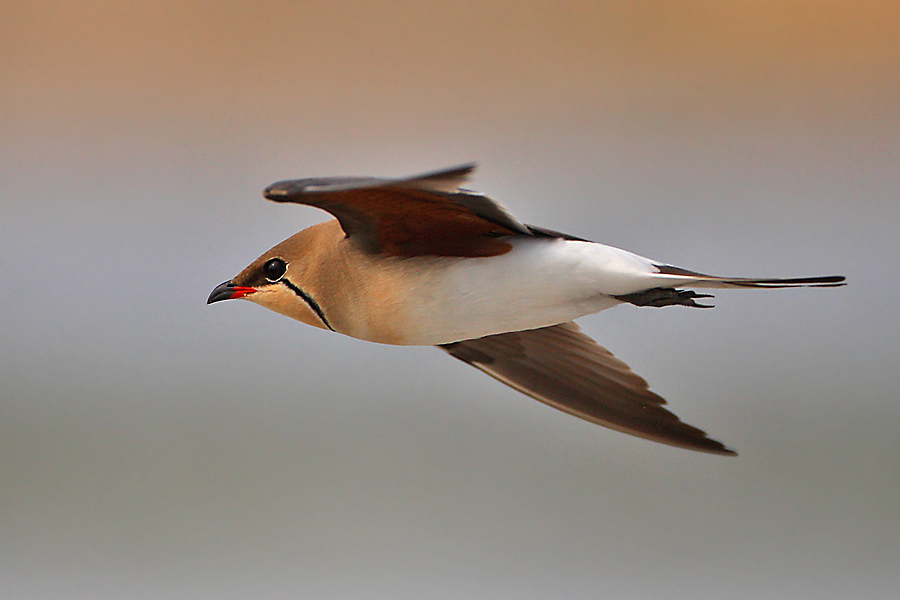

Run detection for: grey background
[[2, 2, 897, 598]]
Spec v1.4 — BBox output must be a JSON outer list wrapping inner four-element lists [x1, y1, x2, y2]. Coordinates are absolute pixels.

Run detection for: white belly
[[381, 237, 665, 345]]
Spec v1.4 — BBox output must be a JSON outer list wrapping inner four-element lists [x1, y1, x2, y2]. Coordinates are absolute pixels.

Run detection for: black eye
[[263, 258, 287, 282]]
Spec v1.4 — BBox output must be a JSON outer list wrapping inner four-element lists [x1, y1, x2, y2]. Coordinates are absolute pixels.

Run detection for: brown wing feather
[[263, 164, 531, 257], [440, 322, 735, 455]]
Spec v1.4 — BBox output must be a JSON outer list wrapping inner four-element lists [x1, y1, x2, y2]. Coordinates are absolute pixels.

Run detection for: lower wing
[[440, 322, 735, 455]]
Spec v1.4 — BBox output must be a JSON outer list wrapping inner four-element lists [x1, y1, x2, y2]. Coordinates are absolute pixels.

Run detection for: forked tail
[[653, 264, 846, 289], [615, 265, 845, 308]]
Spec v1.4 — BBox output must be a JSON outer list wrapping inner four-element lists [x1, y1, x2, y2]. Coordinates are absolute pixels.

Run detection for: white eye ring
[[263, 257, 288, 282]]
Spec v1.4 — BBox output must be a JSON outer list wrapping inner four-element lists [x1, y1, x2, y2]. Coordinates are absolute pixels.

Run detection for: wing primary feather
[[392, 163, 478, 192]]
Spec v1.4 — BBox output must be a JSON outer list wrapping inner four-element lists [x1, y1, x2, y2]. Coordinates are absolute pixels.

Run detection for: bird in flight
[[208, 164, 844, 455]]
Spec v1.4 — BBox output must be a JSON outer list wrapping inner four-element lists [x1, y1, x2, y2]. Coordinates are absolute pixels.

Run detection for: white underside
[[392, 237, 694, 345]]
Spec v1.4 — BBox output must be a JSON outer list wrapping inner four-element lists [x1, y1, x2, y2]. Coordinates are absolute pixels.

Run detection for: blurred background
[[2, 1, 897, 598]]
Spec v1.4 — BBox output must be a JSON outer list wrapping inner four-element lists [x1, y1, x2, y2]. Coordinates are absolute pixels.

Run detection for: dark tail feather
[[654, 265, 846, 289]]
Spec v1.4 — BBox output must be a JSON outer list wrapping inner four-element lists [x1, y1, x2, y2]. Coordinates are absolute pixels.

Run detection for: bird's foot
[[615, 288, 715, 308]]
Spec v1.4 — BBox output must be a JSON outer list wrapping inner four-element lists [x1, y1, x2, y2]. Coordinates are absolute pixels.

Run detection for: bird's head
[[207, 227, 335, 332]]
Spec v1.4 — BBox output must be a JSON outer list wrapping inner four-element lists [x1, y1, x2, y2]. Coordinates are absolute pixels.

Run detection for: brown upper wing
[[263, 164, 533, 257], [440, 322, 735, 455]]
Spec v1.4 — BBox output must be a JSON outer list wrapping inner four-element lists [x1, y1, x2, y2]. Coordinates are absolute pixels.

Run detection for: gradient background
[[2, 2, 898, 598]]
